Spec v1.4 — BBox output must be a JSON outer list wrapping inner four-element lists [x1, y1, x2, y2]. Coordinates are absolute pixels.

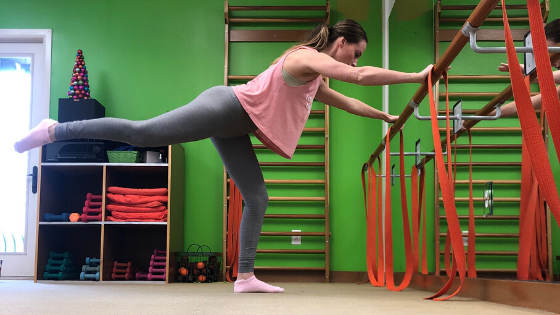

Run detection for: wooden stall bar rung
[[450, 144, 522, 149], [229, 30, 310, 42], [438, 109, 541, 115], [451, 162, 521, 167], [439, 127, 522, 132], [228, 196, 325, 201], [440, 17, 530, 23], [453, 179, 521, 184], [472, 251, 519, 256], [229, 18, 326, 23], [439, 233, 519, 238], [256, 249, 326, 254], [438, 197, 521, 202], [264, 214, 326, 219], [228, 5, 327, 11], [444, 75, 515, 81], [228, 178, 325, 184], [440, 268, 517, 273], [261, 231, 326, 237], [225, 266, 326, 271], [439, 29, 527, 42], [439, 92, 539, 98], [259, 162, 325, 167], [253, 144, 325, 150], [228, 75, 256, 80], [441, 215, 520, 220], [440, 4, 528, 10]]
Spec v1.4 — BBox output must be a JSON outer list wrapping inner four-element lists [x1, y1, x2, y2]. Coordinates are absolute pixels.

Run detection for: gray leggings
[[56, 86, 266, 273]]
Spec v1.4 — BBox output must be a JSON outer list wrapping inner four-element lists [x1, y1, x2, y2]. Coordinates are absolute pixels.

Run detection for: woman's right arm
[[297, 49, 431, 86]]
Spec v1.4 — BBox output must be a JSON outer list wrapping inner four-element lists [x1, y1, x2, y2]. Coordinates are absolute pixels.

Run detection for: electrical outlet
[[292, 230, 301, 245]]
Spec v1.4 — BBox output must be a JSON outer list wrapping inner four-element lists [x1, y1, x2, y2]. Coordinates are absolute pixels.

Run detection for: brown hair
[[272, 19, 368, 64], [545, 19, 560, 44]]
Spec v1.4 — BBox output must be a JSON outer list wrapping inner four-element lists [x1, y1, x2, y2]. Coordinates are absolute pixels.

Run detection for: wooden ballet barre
[[416, 51, 560, 169], [439, 92, 539, 98], [438, 127, 522, 132], [366, 0, 502, 166], [439, 197, 520, 202]]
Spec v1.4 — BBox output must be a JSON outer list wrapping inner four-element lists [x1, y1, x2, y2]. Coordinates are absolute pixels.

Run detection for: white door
[[0, 30, 51, 277]]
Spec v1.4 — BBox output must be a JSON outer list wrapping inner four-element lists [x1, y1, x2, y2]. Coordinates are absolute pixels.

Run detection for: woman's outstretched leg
[[14, 86, 256, 153], [211, 135, 283, 293]]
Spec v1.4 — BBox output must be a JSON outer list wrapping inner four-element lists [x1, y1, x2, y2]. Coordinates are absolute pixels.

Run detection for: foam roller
[[86, 257, 100, 265], [43, 213, 71, 222], [81, 213, 102, 222], [86, 193, 102, 202], [80, 271, 100, 281], [82, 265, 100, 273]]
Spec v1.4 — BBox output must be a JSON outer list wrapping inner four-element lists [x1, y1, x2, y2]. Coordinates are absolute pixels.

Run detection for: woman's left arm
[[314, 81, 398, 123]]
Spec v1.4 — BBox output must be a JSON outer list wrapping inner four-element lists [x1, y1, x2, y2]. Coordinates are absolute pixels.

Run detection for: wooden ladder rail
[[223, 1, 331, 283]]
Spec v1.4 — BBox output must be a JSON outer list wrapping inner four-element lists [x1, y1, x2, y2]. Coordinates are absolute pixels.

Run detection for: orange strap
[[420, 166, 428, 275], [412, 163, 428, 274], [425, 67, 466, 301], [502, 0, 560, 281], [226, 179, 243, 282], [362, 162, 384, 286], [384, 129, 414, 291]]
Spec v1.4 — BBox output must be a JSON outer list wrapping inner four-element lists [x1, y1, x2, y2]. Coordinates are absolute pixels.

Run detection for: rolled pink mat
[[149, 260, 166, 268], [86, 193, 102, 202], [80, 213, 102, 222], [149, 266, 166, 274], [83, 207, 102, 215], [85, 200, 102, 208], [113, 261, 132, 268], [148, 272, 166, 281]]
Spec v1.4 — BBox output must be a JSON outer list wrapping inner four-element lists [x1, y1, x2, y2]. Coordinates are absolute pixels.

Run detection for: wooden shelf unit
[[223, 1, 331, 282], [34, 144, 185, 283], [433, 0, 551, 277]]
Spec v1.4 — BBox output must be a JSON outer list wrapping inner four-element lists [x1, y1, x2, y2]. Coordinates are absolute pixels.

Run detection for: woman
[[495, 19, 560, 117], [15, 19, 431, 293]]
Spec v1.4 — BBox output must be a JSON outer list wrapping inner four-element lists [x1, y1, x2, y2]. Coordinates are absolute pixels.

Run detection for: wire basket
[[176, 244, 221, 283], [107, 151, 142, 163]]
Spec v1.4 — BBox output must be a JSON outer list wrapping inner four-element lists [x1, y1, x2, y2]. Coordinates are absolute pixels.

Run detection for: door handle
[[27, 166, 38, 194]]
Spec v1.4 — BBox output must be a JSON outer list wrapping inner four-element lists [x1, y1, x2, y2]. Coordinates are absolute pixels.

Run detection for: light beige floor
[[0, 280, 554, 315]]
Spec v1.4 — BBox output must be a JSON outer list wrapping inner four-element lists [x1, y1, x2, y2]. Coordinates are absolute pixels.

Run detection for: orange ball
[[69, 213, 80, 222], [179, 267, 188, 276], [198, 275, 206, 282], [196, 262, 205, 269]]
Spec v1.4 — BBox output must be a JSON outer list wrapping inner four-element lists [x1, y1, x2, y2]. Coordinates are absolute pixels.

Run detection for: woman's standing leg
[[211, 134, 283, 293]]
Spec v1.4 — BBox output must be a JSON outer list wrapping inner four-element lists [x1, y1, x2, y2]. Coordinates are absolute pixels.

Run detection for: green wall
[[2, 0, 559, 275]]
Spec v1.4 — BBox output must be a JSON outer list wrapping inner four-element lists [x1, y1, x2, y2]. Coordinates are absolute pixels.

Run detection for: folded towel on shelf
[[107, 187, 168, 196], [106, 193, 168, 204], [106, 204, 167, 213], [106, 216, 167, 222], [107, 201, 164, 208], [111, 210, 168, 221]]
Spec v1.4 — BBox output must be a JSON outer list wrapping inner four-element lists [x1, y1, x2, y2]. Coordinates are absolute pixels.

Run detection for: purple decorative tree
[[67, 49, 90, 99]]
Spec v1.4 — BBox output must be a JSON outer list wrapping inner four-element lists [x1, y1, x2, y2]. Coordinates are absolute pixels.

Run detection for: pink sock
[[14, 118, 58, 153], [234, 276, 284, 293]]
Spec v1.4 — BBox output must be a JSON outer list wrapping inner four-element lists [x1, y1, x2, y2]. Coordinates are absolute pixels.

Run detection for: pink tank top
[[232, 46, 323, 159]]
